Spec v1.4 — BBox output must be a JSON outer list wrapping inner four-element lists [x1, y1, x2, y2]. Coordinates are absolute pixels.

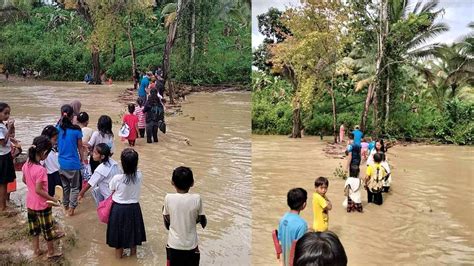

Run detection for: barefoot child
[[78, 143, 121, 205], [134, 98, 146, 138], [123, 104, 139, 147], [41, 126, 62, 197], [277, 188, 308, 266], [57, 105, 86, 216], [163, 166, 207, 266], [313, 177, 332, 232], [107, 148, 146, 259], [22, 136, 63, 258], [0, 102, 16, 212]]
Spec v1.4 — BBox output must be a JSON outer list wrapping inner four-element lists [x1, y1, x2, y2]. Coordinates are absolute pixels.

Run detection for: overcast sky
[[252, 0, 474, 49]]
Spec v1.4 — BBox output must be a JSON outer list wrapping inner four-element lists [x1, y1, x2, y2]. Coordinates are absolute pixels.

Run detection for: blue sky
[[252, 0, 474, 49]]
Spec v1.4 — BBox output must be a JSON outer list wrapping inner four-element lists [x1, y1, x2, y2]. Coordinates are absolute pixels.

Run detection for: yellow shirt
[[366, 163, 387, 192], [312, 192, 328, 231]]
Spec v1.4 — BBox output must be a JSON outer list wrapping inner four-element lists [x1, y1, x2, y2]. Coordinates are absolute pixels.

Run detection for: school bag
[[367, 164, 388, 193]]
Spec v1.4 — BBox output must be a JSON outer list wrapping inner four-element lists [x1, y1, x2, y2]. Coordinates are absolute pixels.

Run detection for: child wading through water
[[344, 165, 363, 213], [41, 126, 62, 197], [277, 188, 308, 266], [134, 98, 146, 138], [123, 104, 139, 147], [163, 167, 207, 266], [0, 102, 16, 212], [144, 89, 164, 143], [88, 115, 115, 173], [107, 148, 146, 259], [364, 153, 388, 205], [57, 104, 86, 216], [22, 136, 64, 258], [313, 177, 332, 232], [78, 143, 121, 206]]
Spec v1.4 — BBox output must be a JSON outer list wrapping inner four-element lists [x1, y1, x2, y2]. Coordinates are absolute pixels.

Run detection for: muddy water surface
[[252, 135, 474, 265], [3, 81, 251, 265]]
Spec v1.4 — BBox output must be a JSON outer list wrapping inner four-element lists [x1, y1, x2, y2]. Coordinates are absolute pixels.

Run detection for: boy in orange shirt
[[312, 177, 332, 232]]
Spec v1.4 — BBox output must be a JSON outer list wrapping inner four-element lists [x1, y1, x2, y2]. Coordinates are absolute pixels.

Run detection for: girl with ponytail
[[22, 135, 64, 258], [56, 104, 85, 216]]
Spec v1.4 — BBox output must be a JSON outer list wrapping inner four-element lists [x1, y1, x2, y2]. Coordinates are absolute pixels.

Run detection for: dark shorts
[[27, 207, 55, 241], [166, 246, 200, 266], [0, 152, 16, 184]]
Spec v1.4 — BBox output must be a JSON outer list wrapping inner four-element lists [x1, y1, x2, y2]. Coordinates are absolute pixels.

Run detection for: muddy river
[[3, 80, 251, 265], [252, 135, 474, 265]]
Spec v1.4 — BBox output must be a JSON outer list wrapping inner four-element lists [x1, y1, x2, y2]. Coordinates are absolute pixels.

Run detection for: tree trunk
[[361, 83, 374, 132], [162, 0, 183, 104], [126, 22, 138, 90], [291, 98, 302, 138], [329, 82, 338, 144], [372, 0, 387, 133], [190, 0, 196, 64], [384, 71, 390, 132], [111, 44, 116, 64], [92, 49, 101, 84], [373, 89, 379, 137]]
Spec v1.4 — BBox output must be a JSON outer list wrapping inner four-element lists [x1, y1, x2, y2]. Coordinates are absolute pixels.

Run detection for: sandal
[[54, 230, 65, 239], [46, 252, 63, 259]]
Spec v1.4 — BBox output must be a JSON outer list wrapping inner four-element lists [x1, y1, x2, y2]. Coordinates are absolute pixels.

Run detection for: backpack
[[150, 104, 163, 122], [367, 165, 387, 193]]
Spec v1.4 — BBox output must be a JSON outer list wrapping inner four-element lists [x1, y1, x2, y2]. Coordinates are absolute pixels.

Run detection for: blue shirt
[[138, 76, 149, 97], [57, 126, 83, 170], [352, 129, 363, 145], [368, 141, 376, 151], [278, 212, 308, 266]]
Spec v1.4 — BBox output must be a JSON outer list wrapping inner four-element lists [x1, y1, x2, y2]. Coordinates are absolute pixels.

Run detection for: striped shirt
[[134, 106, 146, 128]]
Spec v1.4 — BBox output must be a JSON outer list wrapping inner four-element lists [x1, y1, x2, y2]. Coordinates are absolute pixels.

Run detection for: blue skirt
[[106, 202, 146, 248]]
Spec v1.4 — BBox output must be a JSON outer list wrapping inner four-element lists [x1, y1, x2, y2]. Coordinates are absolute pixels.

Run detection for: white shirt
[[88, 131, 115, 154], [163, 193, 204, 250], [88, 158, 121, 199], [81, 127, 94, 143], [109, 171, 142, 204], [0, 123, 11, 155], [43, 149, 59, 174]]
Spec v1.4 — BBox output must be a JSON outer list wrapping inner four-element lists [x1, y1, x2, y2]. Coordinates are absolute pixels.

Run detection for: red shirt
[[123, 114, 139, 140], [23, 162, 49, 211]]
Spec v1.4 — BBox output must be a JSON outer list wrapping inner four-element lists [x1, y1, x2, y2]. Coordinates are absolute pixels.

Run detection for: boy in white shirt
[[163, 166, 207, 266]]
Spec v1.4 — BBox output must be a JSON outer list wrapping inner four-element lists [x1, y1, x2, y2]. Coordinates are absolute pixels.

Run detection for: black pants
[[47, 171, 62, 197], [146, 122, 159, 143], [166, 246, 200, 266], [367, 190, 383, 205], [139, 128, 145, 138]]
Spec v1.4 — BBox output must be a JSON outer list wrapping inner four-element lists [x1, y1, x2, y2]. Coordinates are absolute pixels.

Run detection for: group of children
[[0, 101, 207, 265], [276, 126, 392, 265]]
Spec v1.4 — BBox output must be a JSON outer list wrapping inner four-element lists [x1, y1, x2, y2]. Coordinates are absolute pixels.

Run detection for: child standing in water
[[0, 102, 16, 212], [107, 148, 146, 259], [22, 136, 64, 258], [78, 143, 121, 206], [88, 115, 115, 173], [123, 104, 139, 147], [57, 104, 85, 216], [365, 153, 388, 205], [312, 177, 332, 232], [344, 165, 363, 213], [277, 188, 308, 266], [134, 98, 146, 138], [41, 126, 62, 197], [163, 166, 207, 266]]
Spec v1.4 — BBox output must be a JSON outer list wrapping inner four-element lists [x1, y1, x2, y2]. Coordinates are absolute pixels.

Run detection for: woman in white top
[[106, 148, 146, 259], [41, 125, 62, 197], [77, 143, 121, 206], [88, 115, 114, 174]]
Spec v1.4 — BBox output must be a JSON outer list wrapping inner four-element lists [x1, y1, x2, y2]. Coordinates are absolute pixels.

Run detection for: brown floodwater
[[252, 135, 474, 265], [2, 80, 251, 265]]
